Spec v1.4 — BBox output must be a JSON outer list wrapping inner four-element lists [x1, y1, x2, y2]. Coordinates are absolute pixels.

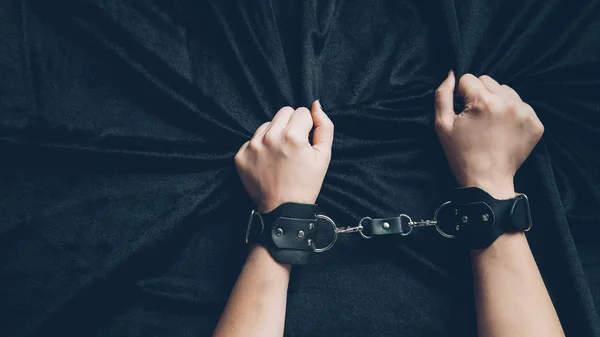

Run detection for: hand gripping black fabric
[[246, 202, 320, 265]]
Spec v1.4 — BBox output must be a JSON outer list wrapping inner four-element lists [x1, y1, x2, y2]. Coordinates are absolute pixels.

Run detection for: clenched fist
[[235, 101, 334, 213], [434, 71, 544, 199]]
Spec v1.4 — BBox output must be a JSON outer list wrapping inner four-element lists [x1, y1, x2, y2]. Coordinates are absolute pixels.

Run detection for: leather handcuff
[[245, 187, 532, 265]]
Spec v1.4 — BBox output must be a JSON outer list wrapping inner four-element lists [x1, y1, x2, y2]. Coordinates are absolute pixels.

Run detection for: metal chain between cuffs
[[311, 201, 455, 252]]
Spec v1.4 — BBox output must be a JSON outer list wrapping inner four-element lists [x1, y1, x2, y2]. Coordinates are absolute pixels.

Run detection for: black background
[[1, 0, 599, 336]]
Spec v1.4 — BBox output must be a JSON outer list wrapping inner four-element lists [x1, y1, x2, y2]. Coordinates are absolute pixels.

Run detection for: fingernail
[[448, 69, 454, 76]]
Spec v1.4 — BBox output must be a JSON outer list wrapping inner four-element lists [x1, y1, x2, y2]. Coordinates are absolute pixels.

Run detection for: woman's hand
[[434, 71, 544, 199], [434, 72, 563, 337], [235, 100, 334, 212], [214, 101, 334, 337]]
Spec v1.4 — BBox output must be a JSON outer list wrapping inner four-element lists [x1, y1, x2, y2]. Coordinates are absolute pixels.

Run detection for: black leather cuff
[[245, 202, 320, 265], [437, 186, 532, 249]]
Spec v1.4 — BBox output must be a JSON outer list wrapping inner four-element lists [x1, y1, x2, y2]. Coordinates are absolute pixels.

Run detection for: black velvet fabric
[[1, 1, 599, 336]]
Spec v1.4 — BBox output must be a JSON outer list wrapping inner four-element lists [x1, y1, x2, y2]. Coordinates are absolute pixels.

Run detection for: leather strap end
[[361, 216, 408, 237]]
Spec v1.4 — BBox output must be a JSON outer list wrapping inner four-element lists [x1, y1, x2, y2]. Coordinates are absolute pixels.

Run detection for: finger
[[285, 107, 313, 142], [266, 106, 295, 135], [500, 84, 522, 101], [458, 73, 489, 104], [479, 75, 502, 94], [435, 70, 457, 128], [251, 121, 271, 140], [310, 100, 334, 155], [237, 140, 250, 155]]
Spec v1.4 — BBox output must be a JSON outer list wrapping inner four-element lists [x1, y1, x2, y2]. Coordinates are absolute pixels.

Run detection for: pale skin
[[436, 71, 564, 337], [213, 74, 565, 337], [213, 101, 333, 337]]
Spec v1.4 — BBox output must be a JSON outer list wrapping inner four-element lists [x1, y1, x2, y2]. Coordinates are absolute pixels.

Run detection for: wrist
[[459, 180, 517, 200], [470, 232, 530, 262], [247, 245, 292, 271], [256, 197, 318, 214]]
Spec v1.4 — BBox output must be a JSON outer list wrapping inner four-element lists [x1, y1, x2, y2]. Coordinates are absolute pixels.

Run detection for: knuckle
[[482, 95, 495, 106], [283, 129, 303, 144], [295, 107, 310, 115], [534, 121, 545, 137], [522, 102, 535, 113], [503, 85, 521, 99], [279, 106, 294, 114], [434, 116, 446, 128], [458, 73, 475, 88], [234, 157, 244, 170], [258, 121, 270, 130], [248, 139, 262, 151], [516, 111, 529, 121], [528, 112, 545, 137], [514, 102, 532, 119], [434, 118, 451, 134], [234, 149, 246, 167], [485, 98, 513, 115], [458, 75, 469, 89], [479, 95, 497, 110], [505, 99, 520, 111], [263, 132, 278, 146]]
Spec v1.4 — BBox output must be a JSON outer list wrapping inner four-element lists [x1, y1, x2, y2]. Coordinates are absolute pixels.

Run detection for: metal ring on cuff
[[433, 201, 455, 239], [398, 214, 414, 236], [245, 210, 264, 244], [512, 194, 532, 232], [311, 214, 339, 253], [358, 217, 373, 239]]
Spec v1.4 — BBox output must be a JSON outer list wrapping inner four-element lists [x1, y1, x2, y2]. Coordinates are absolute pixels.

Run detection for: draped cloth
[[1, 1, 599, 336]]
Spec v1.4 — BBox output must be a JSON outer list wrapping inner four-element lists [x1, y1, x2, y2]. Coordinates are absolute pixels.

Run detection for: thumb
[[435, 70, 456, 130], [310, 100, 334, 157]]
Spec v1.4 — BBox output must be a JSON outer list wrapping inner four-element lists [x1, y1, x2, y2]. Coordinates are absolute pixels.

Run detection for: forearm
[[213, 245, 291, 337], [434, 71, 560, 336], [472, 230, 564, 337]]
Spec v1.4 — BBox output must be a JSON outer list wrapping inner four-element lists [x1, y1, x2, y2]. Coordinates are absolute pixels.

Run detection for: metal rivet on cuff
[[382, 222, 390, 229], [275, 228, 283, 236], [297, 230, 305, 238], [307, 239, 313, 247], [461, 216, 468, 223], [308, 223, 315, 230]]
